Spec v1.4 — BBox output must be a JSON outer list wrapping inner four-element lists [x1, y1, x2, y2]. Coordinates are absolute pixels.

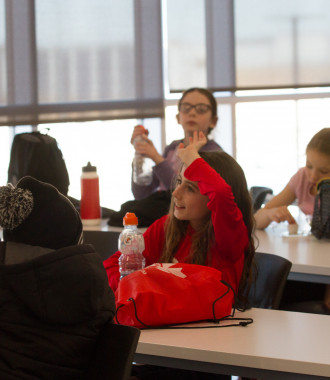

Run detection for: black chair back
[[83, 230, 120, 260], [250, 186, 273, 212], [86, 323, 140, 380], [247, 252, 292, 309]]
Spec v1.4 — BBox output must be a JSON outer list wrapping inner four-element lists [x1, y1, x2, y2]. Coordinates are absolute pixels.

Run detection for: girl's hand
[[176, 130, 207, 167], [266, 206, 296, 225], [130, 125, 149, 145], [134, 135, 164, 164]]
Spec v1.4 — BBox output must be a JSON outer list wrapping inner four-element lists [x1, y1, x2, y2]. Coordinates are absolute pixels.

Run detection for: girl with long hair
[[104, 131, 255, 380], [105, 131, 255, 303]]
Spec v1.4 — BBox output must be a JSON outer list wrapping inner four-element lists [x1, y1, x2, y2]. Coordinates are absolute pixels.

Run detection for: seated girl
[[105, 131, 255, 297], [104, 131, 256, 380]]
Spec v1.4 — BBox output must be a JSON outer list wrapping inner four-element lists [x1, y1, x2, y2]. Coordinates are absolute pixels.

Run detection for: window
[[236, 95, 330, 193], [166, 0, 206, 90], [38, 118, 162, 210], [1, 0, 164, 126], [235, 0, 330, 89], [0, 128, 11, 186], [0, 0, 5, 104], [36, 0, 135, 103], [1, 0, 330, 213]]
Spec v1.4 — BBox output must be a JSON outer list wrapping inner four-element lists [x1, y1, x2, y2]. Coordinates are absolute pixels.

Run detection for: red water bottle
[[80, 162, 101, 225]]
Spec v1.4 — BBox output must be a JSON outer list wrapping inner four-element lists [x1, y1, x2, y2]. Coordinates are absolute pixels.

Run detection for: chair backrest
[[246, 252, 292, 309], [250, 186, 273, 212], [8, 131, 70, 195], [83, 230, 120, 260], [86, 322, 140, 380]]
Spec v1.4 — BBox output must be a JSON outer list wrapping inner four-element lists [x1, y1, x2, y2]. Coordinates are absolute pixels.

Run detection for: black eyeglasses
[[178, 102, 212, 114]]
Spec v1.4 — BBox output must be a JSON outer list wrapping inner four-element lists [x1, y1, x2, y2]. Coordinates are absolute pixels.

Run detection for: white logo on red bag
[[147, 263, 187, 278]]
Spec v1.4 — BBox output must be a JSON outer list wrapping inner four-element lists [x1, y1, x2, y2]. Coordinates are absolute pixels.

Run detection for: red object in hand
[[136, 124, 149, 135]]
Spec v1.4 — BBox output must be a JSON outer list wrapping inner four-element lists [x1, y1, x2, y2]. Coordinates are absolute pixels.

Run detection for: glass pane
[[165, 104, 184, 145], [0, 127, 12, 186], [35, 0, 135, 103], [210, 103, 234, 155], [166, 0, 206, 91], [235, 0, 330, 88], [0, 0, 6, 104], [236, 100, 297, 194], [40, 118, 162, 211], [236, 98, 330, 195]]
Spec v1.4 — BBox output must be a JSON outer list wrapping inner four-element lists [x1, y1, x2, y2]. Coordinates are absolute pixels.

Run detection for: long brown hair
[[159, 151, 256, 305]]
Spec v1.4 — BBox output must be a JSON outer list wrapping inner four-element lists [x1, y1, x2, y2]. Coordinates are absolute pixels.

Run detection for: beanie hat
[[0, 176, 82, 249]]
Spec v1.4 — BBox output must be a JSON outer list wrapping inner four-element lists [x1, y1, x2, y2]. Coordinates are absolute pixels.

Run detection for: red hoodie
[[104, 158, 249, 293]]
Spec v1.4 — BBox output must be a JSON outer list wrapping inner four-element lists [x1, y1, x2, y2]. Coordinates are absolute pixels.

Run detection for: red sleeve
[[103, 251, 121, 292], [184, 158, 248, 263], [142, 215, 168, 266], [103, 215, 168, 292]]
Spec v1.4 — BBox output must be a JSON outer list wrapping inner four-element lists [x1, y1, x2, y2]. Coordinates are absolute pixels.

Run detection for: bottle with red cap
[[118, 212, 146, 280], [132, 125, 153, 186], [80, 162, 101, 225]]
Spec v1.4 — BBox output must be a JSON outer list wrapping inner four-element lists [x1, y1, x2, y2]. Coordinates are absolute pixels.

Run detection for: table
[[82, 219, 330, 283], [255, 227, 330, 284], [83, 219, 122, 232], [135, 308, 330, 380]]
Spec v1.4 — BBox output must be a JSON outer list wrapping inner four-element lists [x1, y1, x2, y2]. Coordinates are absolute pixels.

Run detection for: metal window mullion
[[5, 0, 38, 126], [205, 0, 235, 90], [205, 0, 236, 156], [134, 0, 165, 148], [134, 0, 164, 100]]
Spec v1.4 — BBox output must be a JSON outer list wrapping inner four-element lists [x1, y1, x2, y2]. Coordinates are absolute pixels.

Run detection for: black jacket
[[0, 241, 115, 380]]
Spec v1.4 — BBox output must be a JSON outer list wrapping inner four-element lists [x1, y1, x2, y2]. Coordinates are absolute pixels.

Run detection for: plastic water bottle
[[118, 212, 146, 280], [80, 162, 101, 225], [132, 125, 153, 186]]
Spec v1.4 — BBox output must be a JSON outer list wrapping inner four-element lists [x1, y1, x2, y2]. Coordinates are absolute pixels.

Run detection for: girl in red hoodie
[[104, 131, 255, 305], [104, 131, 255, 380]]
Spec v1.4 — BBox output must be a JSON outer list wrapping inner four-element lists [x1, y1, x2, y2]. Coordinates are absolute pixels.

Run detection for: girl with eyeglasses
[[131, 88, 223, 201]]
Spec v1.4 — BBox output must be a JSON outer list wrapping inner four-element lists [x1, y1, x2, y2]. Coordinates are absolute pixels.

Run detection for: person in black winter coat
[[0, 176, 115, 380]]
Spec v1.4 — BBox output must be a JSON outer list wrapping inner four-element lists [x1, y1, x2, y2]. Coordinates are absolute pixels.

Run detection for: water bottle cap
[[82, 161, 97, 172], [136, 124, 147, 133], [123, 212, 138, 226]]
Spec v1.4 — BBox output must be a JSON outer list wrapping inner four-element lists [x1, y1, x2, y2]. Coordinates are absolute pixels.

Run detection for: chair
[[86, 322, 140, 380], [237, 252, 292, 380], [246, 251, 292, 309], [83, 230, 120, 260], [250, 186, 273, 212]]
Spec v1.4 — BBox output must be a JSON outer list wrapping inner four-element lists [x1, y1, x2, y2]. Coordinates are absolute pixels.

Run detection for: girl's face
[[305, 149, 330, 186], [172, 167, 210, 230], [176, 91, 218, 138]]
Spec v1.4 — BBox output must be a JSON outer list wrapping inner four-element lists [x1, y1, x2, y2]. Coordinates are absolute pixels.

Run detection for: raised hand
[[130, 125, 149, 145], [176, 130, 207, 167]]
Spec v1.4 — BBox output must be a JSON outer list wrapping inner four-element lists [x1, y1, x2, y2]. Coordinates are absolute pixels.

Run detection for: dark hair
[[179, 87, 218, 118], [306, 128, 330, 156], [160, 151, 255, 305], [178, 88, 218, 136]]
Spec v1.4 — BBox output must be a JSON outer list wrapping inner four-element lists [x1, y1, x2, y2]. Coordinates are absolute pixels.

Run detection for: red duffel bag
[[115, 263, 234, 328]]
